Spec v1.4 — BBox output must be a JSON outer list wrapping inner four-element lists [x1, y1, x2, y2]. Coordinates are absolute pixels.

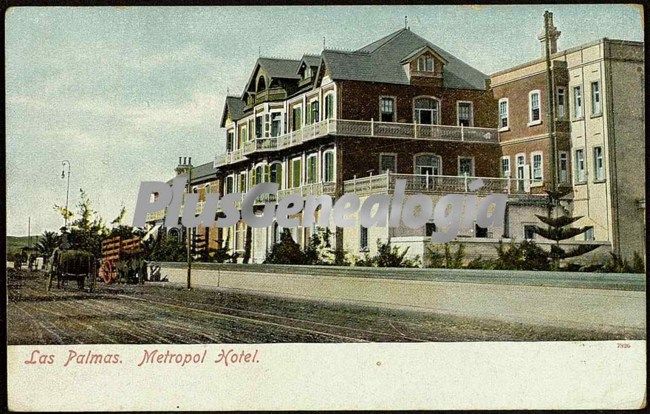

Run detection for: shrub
[[426, 243, 465, 269], [264, 229, 308, 265], [355, 241, 419, 268]]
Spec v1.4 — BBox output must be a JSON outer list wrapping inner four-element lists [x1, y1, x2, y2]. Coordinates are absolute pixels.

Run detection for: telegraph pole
[[61, 160, 71, 227], [543, 11, 557, 192], [186, 158, 193, 290]]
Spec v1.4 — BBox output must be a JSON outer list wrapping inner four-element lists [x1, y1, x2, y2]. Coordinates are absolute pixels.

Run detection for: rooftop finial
[[405, 16, 408, 29], [323, 37, 326, 49]]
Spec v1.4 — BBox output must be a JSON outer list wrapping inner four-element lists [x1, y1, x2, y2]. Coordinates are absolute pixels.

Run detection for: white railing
[[214, 119, 498, 166], [344, 172, 540, 196], [277, 181, 336, 200]]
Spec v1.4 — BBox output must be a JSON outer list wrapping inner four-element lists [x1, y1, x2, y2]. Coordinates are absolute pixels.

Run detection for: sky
[[5, 4, 644, 236]]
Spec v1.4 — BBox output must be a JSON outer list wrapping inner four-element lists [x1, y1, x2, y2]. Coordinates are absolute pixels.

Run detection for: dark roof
[[301, 54, 321, 68], [257, 57, 301, 80], [323, 28, 488, 90], [190, 161, 218, 183], [220, 96, 247, 127]]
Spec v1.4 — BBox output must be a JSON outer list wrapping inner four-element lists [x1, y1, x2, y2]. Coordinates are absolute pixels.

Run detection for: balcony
[[215, 119, 499, 167], [277, 181, 336, 200], [145, 209, 166, 223], [343, 173, 541, 197]]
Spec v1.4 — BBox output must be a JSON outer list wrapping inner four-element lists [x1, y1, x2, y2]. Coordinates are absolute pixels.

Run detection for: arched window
[[414, 154, 441, 176], [323, 150, 335, 182], [256, 76, 267, 92], [414, 97, 439, 125]]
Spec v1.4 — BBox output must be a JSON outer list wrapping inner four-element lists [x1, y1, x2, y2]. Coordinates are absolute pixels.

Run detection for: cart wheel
[[99, 261, 115, 284]]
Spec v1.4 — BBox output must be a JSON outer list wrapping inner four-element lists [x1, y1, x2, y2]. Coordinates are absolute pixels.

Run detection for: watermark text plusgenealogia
[[133, 176, 507, 243]]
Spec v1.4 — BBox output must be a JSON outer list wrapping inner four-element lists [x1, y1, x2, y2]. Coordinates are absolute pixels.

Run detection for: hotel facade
[[146, 16, 645, 265]]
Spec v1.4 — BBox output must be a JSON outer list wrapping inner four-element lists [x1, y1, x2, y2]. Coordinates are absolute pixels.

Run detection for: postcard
[[5, 3, 646, 411]]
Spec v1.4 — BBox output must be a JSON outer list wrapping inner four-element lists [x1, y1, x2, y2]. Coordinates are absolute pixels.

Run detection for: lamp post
[[61, 160, 71, 227], [177, 157, 193, 290]]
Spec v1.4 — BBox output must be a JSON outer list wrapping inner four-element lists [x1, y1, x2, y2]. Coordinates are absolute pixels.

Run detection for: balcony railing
[[343, 173, 540, 196], [215, 119, 499, 166], [277, 181, 336, 200]]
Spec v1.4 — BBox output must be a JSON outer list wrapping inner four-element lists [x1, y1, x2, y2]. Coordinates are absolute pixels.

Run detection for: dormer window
[[417, 55, 434, 72], [304, 66, 312, 79]]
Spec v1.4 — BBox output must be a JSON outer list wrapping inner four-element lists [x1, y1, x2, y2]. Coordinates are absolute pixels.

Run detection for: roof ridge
[[258, 56, 301, 61], [357, 28, 408, 53], [323, 48, 368, 54]]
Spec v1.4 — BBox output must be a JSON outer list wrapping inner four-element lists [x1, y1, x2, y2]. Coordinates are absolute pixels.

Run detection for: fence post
[[370, 118, 374, 136], [353, 174, 357, 192], [414, 122, 417, 139], [369, 171, 373, 191], [461, 124, 464, 141]]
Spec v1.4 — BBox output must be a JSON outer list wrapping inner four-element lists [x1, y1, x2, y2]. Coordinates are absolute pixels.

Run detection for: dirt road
[[7, 269, 644, 344]]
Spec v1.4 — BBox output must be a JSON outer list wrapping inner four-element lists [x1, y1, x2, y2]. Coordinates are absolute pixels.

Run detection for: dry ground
[[6, 268, 644, 344]]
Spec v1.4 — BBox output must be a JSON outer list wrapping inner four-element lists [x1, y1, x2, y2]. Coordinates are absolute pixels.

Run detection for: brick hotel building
[[146, 14, 645, 265]]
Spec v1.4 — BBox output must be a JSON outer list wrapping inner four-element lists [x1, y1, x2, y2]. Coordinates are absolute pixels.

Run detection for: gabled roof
[[220, 96, 246, 127], [323, 28, 488, 90], [257, 57, 302, 79], [242, 57, 301, 94], [400, 45, 448, 65]]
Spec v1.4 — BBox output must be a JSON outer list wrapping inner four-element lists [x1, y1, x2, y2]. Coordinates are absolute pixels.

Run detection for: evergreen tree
[[532, 188, 599, 269]]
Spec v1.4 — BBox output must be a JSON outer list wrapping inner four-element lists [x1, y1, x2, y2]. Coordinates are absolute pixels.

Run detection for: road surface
[[7, 269, 645, 344]]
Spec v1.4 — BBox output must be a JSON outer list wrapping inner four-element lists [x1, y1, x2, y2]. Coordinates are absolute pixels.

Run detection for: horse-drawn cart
[[99, 235, 144, 284], [47, 249, 97, 292]]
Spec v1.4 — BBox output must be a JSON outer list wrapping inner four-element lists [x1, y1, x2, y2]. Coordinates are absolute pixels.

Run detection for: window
[[528, 90, 541, 124], [414, 97, 439, 125], [255, 115, 263, 139], [573, 86, 583, 118], [501, 156, 510, 178], [556, 87, 566, 119], [324, 93, 334, 120], [238, 172, 247, 193], [269, 163, 282, 188], [253, 165, 264, 185], [457, 101, 473, 127], [516, 154, 526, 192], [239, 124, 248, 143], [379, 154, 397, 173], [498, 98, 509, 130], [524, 225, 536, 240], [591, 81, 601, 115], [291, 158, 302, 188], [323, 150, 335, 182], [359, 226, 369, 251], [304, 66, 312, 79], [292, 105, 302, 131], [226, 130, 234, 151], [308, 100, 319, 124], [559, 152, 568, 183], [306, 154, 318, 184], [225, 176, 234, 194], [575, 149, 586, 183], [380, 97, 395, 122], [417, 55, 434, 72], [458, 157, 474, 176], [415, 154, 441, 176], [531, 152, 543, 181], [593, 146, 604, 181], [584, 226, 595, 241], [270, 112, 282, 137], [475, 224, 488, 238]]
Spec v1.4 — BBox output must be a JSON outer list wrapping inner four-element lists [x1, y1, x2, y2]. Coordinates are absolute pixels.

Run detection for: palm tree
[[36, 231, 60, 267]]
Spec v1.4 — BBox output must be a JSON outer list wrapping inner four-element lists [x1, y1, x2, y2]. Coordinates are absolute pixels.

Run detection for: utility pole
[[28, 217, 31, 248], [61, 160, 71, 227], [186, 158, 193, 290], [543, 11, 557, 192]]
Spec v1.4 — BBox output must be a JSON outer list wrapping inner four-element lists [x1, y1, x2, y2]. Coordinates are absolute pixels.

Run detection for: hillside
[[6, 235, 40, 256]]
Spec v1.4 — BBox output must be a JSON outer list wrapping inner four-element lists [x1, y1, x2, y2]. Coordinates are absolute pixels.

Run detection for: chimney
[[538, 11, 561, 57]]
